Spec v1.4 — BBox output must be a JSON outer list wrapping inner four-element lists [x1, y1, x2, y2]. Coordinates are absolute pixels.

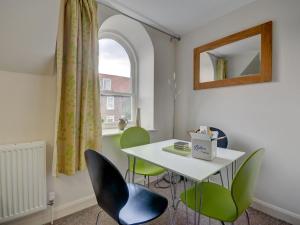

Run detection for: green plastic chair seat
[[129, 158, 166, 176], [120, 127, 166, 177], [180, 182, 237, 222], [180, 149, 264, 223]]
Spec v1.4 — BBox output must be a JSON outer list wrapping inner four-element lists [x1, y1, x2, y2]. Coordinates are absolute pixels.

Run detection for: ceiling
[[99, 0, 257, 36]]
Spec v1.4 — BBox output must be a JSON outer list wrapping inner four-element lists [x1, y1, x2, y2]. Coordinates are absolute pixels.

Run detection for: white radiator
[[0, 141, 47, 223]]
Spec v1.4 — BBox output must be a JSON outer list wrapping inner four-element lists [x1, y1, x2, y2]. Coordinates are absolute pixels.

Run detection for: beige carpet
[[51, 181, 290, 225]]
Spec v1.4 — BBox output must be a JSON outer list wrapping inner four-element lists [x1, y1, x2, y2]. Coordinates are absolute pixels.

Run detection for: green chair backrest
[[231, 149, 265, 216], [120, 127, 150, 149]]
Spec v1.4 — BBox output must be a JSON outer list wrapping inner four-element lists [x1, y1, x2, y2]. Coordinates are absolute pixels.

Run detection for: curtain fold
[[215, 58, 227, 80], [53, 0, 101, 176]]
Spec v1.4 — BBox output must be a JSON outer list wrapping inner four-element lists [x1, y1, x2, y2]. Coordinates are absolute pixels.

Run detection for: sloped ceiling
[[0, 0, 257, 75], [0, 0, 60, 75]]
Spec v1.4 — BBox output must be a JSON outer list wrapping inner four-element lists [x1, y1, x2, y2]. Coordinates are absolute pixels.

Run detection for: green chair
[[120, 127, 166, 186], [180, 149, 264, 225]]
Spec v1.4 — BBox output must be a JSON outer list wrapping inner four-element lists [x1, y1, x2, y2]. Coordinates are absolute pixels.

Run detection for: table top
[[122, 139, 245, 182]]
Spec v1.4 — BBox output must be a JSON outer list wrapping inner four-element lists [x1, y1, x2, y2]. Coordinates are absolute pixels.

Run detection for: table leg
[[231, 163, 234, 181], [226, 166, 230, 188], [194, 181, 197, 225], [234, 160, 237, 174], [220, 171, 224, 186], [127, 156, 131, 182], [167, 171, 175, 208], [183, 177, 188, 225], [173, 173, 177, 200], [197, 183, 202, 225], [132, 157, 136, 183]]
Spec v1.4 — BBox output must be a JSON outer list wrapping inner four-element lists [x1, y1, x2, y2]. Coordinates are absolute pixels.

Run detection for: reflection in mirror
[[199, 35, 261, 83]]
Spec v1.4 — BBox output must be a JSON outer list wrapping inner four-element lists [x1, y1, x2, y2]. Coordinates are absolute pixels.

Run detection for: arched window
[[99, 36, 136, 129]]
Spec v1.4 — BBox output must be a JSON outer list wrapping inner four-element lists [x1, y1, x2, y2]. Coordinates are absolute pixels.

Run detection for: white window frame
[[105, 115, 115, 123], [106, 96, 114, 110], [99, 32, 138, 129], [102, 78, 111, 91]]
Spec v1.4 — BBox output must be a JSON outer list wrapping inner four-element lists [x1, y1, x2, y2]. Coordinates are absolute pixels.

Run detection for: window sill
[[102, 128, 157, 137]]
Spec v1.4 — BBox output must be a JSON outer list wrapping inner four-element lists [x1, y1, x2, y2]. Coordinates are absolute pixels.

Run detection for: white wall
[[226, 52, 259, 77], [0, 70, 56, 192], [0, 3, 175, 225], [175, 0, 300, 223]]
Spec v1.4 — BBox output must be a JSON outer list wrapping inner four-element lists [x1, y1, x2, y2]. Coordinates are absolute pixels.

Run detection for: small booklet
[[162, 145, 191, 156], [174, 141, 189, 150]]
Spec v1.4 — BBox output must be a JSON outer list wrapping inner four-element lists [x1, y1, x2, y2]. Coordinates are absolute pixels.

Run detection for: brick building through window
[[100, 73, 131, 126]]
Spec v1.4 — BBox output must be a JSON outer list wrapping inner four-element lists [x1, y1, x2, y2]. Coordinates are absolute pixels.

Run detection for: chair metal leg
[[172, 200, 181, 225], [166, 206, 173, 225], [245, 209, 250, 225], [124, 169, 129, 181], [96, 211, 101, 225]]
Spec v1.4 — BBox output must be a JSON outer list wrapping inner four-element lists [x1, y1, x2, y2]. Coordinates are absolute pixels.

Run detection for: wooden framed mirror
[[194, 21, 272, 90]]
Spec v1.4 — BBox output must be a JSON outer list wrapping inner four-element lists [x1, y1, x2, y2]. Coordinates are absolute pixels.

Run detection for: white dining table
[[122, 139, 245, 182], [121, 139, 245, 225]]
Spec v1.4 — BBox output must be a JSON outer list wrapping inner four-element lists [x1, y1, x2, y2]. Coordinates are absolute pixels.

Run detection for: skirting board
[[6, 181, 299, 225], [252, 198, 300, 225], [4, 176, 152, 225], [4, 195, 98, 225], [53, 195, 97, 221], [54, 195, 300, 225]]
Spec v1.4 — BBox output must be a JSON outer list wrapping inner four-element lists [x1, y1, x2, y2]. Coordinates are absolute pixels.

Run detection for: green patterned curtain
[[53, 0, 101, 176]]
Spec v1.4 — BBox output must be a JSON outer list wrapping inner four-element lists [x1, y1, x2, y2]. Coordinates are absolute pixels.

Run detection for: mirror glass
[[199, 34, 261, 83]]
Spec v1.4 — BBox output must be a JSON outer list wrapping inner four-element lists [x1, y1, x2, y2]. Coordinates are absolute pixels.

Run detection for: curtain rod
[[98, 2, 181, 41]]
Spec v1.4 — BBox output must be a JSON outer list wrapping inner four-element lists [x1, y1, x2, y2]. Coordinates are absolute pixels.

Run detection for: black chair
[[210, 127, 228, 186], [210, 127, 228, 149], [85, 150, 168, 225]]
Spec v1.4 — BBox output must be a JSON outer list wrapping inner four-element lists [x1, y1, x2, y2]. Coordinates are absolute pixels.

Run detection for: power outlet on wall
[[48, 192, 55, 205]]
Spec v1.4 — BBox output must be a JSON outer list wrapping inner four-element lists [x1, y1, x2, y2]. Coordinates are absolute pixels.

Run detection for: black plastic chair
[[210, 127, 228, 186], [210, 127, 228, 149], [85, 150, 168, 225]]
